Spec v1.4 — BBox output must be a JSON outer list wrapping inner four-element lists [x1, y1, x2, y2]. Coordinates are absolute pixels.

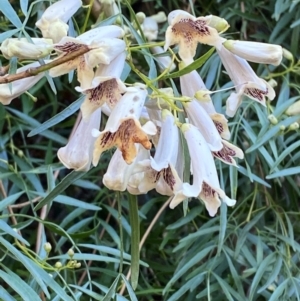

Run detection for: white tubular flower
[[180, 69, 230, 141], [36, 0, 82, 43], [151, 46, 176, 71], [170, 124, 236, 216], [213, 140, 244, 166], [92, 85, 157, 166], [164, 10, 226, 63], [184, 100, 223, 151], [49, 27, 125, 88], [103, 146, 149, 191], [223, 40, 283, 66], [0, 62, 45, 105], [76, 52, 127, 121], [0, 38, 53, 59], [217, 46, 275, 117], [134, 110, 182, 195], [57, 108, 101, 171], [142, 17, 158, 41]]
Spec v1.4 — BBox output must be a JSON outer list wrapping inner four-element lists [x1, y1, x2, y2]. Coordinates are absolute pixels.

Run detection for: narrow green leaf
[[266, 166, 300, 179], [102, 275, 121, 301], [27, 96, 84, 137], [128, 193, 140, 290], [34, 170, 86, 211], [0, 269, 40, 301], [20, 0, 29, 16], [0, 28, 20, 43], [269, 279, 289, 301], [0, 0, 23, 28], [0, 220, 29, 246], [120, 274, 138, 301], [0, 285, 16, 301], [162, 47, 215, 80], [217, 201, 227, 255], [0, 191, 24, 211]]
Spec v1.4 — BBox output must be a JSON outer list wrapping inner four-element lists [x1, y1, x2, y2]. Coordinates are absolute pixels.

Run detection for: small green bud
[[17, 150, 24, 157], [268, 114, 278, 125], [75, 262, 81, 268], [282, 48, 293, 61], [288, 122, 299, 131], [286, 100, 300, 116], [279, 125, 286, 131], [44, 242, 52, 253], [55, 262, 62, 269], [67, 248, 74, 258], [135, 12, 146, 24]]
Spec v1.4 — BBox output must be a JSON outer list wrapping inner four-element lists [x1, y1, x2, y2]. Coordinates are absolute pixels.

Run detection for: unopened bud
[[55, 262, 62, 269], [207, 15, 229, 33], [268, 79, 277, 88], [136, 12, 146, 24], [282, 48, 293, 61], [279, 125, 286, 131], [150, 12, 167, 23], [44, 242, 52, 253], [268, 114, 278, 125], [67, 248, 74, 258], [288, 122, 299, 130], [17, 150, 24, 157], [286, 100, 300, 116], [75, 262, 81, 268]]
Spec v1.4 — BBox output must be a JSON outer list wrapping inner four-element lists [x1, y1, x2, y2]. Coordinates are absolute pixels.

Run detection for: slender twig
[[0, 45, 91, 84], [119, 197, 171, 296]]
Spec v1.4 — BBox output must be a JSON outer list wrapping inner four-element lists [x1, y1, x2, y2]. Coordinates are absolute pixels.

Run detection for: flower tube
[[223, 40, 283, 66], [57, 108, 101, 171], [170, 124, 236, 216], [217, 45, 275, 117], [0, 38, 53, 59], [0, 62, 45, 105]]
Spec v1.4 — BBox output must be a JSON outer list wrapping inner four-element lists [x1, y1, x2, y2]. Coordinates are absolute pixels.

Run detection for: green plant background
[[0, 0, 300, 300]]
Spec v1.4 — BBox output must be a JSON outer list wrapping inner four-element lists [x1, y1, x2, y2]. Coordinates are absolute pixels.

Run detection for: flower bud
[[17, 150, 24, 157], [55, 262, 62, 269], [268, 114, 278, 125], [282, 48, 293, 61], [75, 262, 81, 268], [150, 11, 167, 23], [279, 125, 286, 131], [207, 15, 229, 33], [288, 122, 299, 131], [268, 79, 277, 88], [136, 12, 146, 24], [286, 100, 300, 116], [67, 248, 74, 258], [44, 242, 52, 253], [0, 38, 53, 59]]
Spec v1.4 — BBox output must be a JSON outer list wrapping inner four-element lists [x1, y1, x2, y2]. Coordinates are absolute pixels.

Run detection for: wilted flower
[[36, 0, 82, 43], [57, 108, 101, 171], [0, 38, 53, 59], [223, 40, 283, 66], [164, 9, 226, 63], [0, 62, 45, 105]]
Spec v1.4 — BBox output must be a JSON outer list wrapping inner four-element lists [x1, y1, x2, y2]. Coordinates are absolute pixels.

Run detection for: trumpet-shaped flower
[[164, 10, 226, 63], [76, 52, 127, 121], [180, 69, 231, 140], [223, 40, 283, 66], [49, 28, 125, 89], [0, 38, 53, 59], [92, 85, 157, 165], [170, 124, 236, 216], [184, 100, 223, 151], [0, 62, 45, 105], [103, 145, 149, 191], [57, 108, 101, 171], [132, 110, 182, 195], [217, 46, 275, 117], [213, 140, 244, 166], [36, 0, 82, 43]]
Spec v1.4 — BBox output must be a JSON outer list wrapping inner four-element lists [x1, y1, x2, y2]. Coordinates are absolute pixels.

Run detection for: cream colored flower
[[0, 62, 45, 105], [164, 10, 226, 63], [0, 38, 53, 59], [57, 108, 101, 171], [36, 0, 82, 43], [223, 40, 282, 66]]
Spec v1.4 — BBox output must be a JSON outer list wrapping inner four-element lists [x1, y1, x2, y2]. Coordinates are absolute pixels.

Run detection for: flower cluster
[[0, 0, 283, 216]]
